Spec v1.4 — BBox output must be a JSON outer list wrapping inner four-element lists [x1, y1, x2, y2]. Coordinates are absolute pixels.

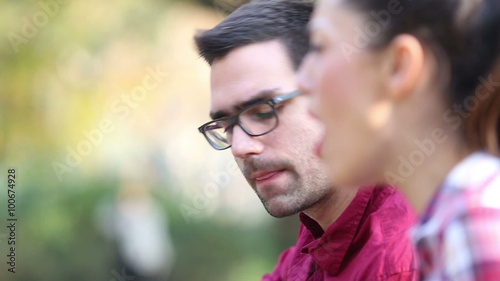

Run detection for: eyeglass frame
[[198, 90, 301, 150]]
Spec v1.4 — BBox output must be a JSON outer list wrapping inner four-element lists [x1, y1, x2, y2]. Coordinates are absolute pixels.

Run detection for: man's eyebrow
[[209, 89, 279, 120]]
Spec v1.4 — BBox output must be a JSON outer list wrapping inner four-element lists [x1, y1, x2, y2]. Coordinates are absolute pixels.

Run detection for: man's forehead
[[207, 40, 297, 120]]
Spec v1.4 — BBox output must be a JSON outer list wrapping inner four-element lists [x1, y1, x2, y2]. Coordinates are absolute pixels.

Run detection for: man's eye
[[247, 107, 274, 120], [245, 103, 275, 120], [255, 111, 274, 119]]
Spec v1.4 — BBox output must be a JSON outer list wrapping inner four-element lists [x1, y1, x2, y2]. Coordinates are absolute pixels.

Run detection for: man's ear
[[383, 34, 425, 100]]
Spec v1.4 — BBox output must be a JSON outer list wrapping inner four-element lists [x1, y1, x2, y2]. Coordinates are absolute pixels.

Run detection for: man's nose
[[230, 125, 264, 159]]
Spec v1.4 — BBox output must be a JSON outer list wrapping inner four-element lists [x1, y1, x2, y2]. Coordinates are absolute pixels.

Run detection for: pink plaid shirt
[[413, 152, 500, 280]]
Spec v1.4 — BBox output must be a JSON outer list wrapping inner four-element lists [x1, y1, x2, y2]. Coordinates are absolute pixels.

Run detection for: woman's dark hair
[[468, 61, 500, 155], [194, 0, 314, 69], [344, 0, 500, 153]]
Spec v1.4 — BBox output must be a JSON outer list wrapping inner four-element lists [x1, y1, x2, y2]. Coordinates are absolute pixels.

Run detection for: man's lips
[[252, 170, 284, 182]]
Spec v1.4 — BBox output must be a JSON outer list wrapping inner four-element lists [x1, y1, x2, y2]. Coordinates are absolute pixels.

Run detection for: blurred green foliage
[[0, 0, 297, 280]]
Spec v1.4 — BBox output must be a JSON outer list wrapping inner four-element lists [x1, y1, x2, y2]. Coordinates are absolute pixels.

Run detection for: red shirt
[[262, 186, 418, 281]]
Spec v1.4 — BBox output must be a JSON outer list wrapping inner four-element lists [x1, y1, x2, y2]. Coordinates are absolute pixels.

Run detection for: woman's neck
[[392, 132, 472, 214]]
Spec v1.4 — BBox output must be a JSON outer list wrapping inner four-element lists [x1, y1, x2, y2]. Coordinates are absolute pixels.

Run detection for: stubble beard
[[258, 173, 332, 218], [240, 157, 331, 218]]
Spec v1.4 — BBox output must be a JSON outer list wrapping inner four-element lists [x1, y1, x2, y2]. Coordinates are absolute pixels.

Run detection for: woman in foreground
[[298, 0, 500, 280]]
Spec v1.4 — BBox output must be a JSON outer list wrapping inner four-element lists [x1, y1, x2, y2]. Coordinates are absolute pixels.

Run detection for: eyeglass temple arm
[[272, 90, 301, 104]]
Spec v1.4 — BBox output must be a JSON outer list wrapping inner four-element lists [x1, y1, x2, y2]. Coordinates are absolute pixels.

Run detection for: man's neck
[[304, 188, 358, 231]]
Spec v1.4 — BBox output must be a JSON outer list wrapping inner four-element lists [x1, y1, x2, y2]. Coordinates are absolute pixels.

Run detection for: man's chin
[[262, 200, 301, 218]]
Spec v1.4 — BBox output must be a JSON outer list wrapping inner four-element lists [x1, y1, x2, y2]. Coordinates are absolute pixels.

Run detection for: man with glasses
[[195, 0, 418, 280]]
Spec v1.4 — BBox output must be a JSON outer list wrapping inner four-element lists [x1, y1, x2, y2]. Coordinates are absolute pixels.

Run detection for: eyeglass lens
[[205, 102, 278, 149]]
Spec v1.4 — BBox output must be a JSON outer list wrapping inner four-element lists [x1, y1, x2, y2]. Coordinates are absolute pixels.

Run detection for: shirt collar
[[299, 187, 374, 275], [443, 151, 499, 191], [420, 151, 499, 223]]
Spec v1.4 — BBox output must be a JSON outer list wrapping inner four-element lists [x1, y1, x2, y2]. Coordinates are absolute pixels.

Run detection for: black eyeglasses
[[198, 90, 301, 150]]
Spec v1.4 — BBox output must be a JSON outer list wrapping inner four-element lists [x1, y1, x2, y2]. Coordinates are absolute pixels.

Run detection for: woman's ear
[[384, 34, 425, 100]]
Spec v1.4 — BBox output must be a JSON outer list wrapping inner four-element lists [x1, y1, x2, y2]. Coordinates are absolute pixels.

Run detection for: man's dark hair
[[194, 0, 314, 69]]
